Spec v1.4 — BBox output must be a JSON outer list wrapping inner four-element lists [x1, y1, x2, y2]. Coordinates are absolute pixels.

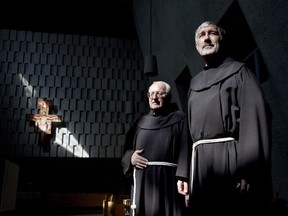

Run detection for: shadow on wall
[[218, 0, 269, 83]]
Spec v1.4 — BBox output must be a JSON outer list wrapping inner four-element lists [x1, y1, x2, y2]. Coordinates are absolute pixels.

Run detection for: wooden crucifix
[[26, 98, 62, 148]]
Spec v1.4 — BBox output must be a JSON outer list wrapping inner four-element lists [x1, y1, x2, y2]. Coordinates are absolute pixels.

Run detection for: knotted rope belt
[[190, 137, 235, 194], [131, 161, 177, 216]]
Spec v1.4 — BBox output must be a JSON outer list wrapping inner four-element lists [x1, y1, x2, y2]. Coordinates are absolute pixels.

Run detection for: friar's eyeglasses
[[147, 91, 167, 98]]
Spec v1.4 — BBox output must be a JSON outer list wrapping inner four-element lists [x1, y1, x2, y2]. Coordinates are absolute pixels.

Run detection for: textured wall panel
[[0, 29, 148, 159]]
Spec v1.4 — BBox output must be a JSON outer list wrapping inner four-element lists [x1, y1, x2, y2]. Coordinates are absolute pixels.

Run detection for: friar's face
[[195, 24, 221, 56], [147, 83, 168, 110]]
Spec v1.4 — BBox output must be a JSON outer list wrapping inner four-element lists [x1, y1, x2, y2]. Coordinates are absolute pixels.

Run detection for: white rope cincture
[[190, 137, 235, 195], [131, 168, 137, 216], [147, 161, 177, 167], [131, 161, 177, 216]]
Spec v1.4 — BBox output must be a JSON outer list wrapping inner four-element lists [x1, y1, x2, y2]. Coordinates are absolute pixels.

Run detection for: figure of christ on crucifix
[[26, 98, 62, 148]]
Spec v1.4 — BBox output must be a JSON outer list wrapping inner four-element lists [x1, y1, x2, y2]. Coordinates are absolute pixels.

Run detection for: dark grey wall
[[0, 30, 148, 158], [0, 29, 147, 201], [133, 0, 288, 209]]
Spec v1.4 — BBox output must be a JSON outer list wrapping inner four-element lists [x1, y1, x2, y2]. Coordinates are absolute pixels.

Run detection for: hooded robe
[[121, 105, 191, 216], [187, 57, 272, 214]]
